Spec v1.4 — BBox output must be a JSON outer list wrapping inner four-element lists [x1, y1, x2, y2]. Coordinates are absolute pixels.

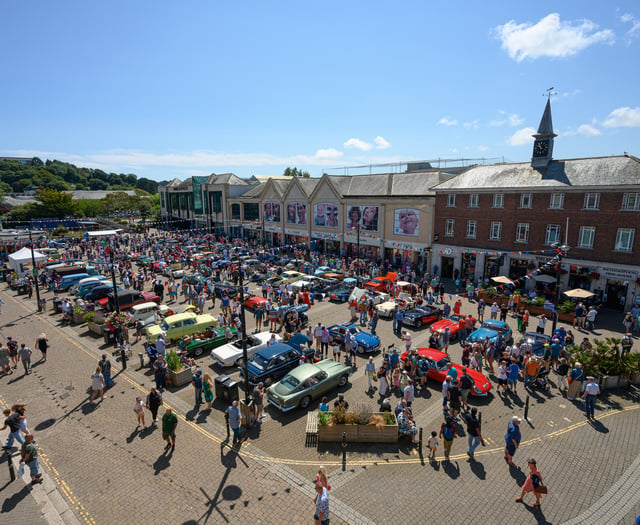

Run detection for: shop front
[[284, 228, 309, 249], [598, 266, 639, 310], [483, 254, 504, 279], [311, 232, 342, 255], [461, 253, 476, 281], [508, 258, 531, 280]]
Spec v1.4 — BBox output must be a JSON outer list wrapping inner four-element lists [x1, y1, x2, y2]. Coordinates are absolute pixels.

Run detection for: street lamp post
[[28, 229, 42, 312], [238, 265, 253, 428], [109, 240, 127, 369], [551, 242, 570, 333], [356, 224, 360, 259]]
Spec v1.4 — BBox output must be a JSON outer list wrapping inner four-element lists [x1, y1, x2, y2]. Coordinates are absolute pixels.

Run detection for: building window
[[545, 224, 561, 245], [444, 219, 455, 237], [466, 220, 477, 239], [578, 226, 595, 249], [490, 221, 502, 241], [493, 194, 504, 208], [243, 202, 259, 221], [583, 193, 600, 210], [516, 223, 529, 243], [469, 194, 479, 208], [231, 203, 241, 220], [519, 194, 532, 209], [549, 193, 564, 209], [447, 194, 456, 207], [622, 193, 640, 211], [615, 228, 635, 252]]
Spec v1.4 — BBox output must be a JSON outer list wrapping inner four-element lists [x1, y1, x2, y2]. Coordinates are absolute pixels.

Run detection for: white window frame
[[469, 194, 479, 208], [447, 194, 456, 207], [549, 193, 564, 209], [615, 228, 635, 252], [516, 223, 529, 243], [466, 220, 477, 239], [578, 226, 595, 249], [493, 194, 504, 208], [583, 193, 600, 210], [519, 193, 532, 209], [444, 219, 455, 237], [489, 221, 502, 241], [545, 224, 561, 245], [622, 193, 640, 211]]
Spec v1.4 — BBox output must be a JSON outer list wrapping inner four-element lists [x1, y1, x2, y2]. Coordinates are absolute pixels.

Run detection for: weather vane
[[543, 87, 558, 100]]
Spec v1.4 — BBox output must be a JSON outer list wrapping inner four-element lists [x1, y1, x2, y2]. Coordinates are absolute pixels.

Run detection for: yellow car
[[145, 312, 218, 343]]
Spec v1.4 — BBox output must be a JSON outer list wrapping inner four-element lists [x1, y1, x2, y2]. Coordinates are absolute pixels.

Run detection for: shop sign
[[600, 266, 638, 280]]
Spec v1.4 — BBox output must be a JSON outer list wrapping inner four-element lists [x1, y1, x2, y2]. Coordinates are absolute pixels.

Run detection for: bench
[[305, 411, 319, 447]]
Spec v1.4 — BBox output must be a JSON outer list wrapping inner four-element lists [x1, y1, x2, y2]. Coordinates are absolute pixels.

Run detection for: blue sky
[[1, 1, 639, 182]]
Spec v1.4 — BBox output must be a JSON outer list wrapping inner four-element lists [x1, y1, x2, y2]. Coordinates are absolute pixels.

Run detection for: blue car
[[519, 332, 552, 356], [467, 319, 513, 345], [327, 323, 381, 354], [241, 340, 315, 386]]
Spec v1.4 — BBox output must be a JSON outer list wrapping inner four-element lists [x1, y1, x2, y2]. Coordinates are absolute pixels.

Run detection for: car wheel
[[357, 345, 366, 354], [299, 396, 311, 409], [194, 346, 203, 357], [338, 374, 348, 387], [415, 319, 422, 328]]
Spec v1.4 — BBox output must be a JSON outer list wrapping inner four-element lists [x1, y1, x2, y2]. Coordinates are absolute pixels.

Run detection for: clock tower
[[531, 97, 557, 168]]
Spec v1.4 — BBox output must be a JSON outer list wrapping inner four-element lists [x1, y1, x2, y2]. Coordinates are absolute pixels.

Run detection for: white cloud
[[494, 13, 614, 62], [577, 124, 601, 136], [438, 117, 458, 126], [603, 107, 640, 128], [561, 89, 582, 98], [508, 114, 525, 126], [490, 111, 524, 127], [507, 127, 536, 146], [343, 138, 372, 151], [620, 13, 640, 43], [314, 148, 343, 160], [374, 136, 391, 149], [477, 145, 489, 152], [463, 120, 479, 128]]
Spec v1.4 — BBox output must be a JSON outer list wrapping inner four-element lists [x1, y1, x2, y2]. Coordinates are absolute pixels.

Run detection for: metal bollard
[[6, 451, 15, 482], [524, 395, 530, 420], [418, 427, 423, 452], [138, 352, 145, 368], [120, 347, 127, 370], [341, 431, 347, 471]]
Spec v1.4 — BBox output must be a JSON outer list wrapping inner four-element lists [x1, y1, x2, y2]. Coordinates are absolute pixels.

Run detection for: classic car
[[400, 347, 492, 396], [376, 293, 416, 318], [145, 311, 218, 343], [348, 287, 390, 306], [328, 285, 355, 303], [266, 359, 352, 412], [327, 323, 381, 353], [519, 332, 552, 356], [241, 341, 316, 386], [430, 314, 477, 340], [244, 295, 268, 310], [178, 326, 237, 357], [214, 280, 241, 297], [401, 306, 442, 328], [313, 266, 333, 277], [210, 330, 275, 367], [364, 271, 398, 292], [467, 319, 513, 345]]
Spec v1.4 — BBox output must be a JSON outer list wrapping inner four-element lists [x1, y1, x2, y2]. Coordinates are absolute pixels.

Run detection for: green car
[[266, 359, 351, 412], [178, 326, 237, 357]]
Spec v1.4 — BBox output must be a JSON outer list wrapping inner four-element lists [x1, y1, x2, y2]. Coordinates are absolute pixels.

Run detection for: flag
[[543, 301, 555, 312]]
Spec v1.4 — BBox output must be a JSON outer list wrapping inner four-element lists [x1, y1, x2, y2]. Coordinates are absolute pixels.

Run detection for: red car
[[430, 314, 477, 341], [97, 291, 161, 311], [365, 271, 398, 292], [400, 347, 492, 396], [244, 295, 268, 310]]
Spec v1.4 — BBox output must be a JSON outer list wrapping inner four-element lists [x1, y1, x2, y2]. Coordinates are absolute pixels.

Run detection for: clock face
[[533, 140, 549, 157]]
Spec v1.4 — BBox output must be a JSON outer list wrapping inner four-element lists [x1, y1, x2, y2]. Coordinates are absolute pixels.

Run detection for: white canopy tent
[[86, 229, 123, 237], [8, 247, 46, 277]]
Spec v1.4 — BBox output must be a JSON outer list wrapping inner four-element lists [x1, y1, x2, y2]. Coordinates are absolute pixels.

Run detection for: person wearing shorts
[[162, 407, 178, 451]]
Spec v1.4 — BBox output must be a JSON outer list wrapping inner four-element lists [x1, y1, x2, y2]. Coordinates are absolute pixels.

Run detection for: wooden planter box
[[519, 303, 575, 323], [599, 375, 629, 390], [318, 413, 398, 443], [168, 367, 193, 388], [87, 322, 105, 336]]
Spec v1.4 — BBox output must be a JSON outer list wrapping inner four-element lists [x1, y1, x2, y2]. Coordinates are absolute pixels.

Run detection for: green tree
[[75, 199, 105, 217], [34, 188, 77, 218], [283, 166, 310, 178]]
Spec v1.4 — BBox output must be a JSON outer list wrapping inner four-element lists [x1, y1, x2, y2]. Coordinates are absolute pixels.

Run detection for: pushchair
[[532, 365, 551, 392]]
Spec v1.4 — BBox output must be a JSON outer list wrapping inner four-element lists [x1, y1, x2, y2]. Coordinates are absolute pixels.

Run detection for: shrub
[[318, 412, 332, 426], [166, 350, 182, 372]]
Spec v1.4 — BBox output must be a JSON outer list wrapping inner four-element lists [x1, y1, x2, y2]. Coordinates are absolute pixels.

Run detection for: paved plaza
[[1, 278, 639, 524]]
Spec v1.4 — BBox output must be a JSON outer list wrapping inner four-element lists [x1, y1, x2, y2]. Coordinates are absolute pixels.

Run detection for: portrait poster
[[346, 205, 379, 232], [393, 208, 420, 236], [313, 202, 339, 228], [263, 201, 281, 223], [286, 201, 307, 225]]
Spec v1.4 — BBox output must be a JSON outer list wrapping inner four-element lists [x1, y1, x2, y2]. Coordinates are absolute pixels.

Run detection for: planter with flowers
[[84, 311, 106, 336], [103, 311, 132, 344], [72, 305, 87, 325]]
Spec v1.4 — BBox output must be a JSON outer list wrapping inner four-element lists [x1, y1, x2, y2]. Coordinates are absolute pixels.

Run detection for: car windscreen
[[160, 321, 169, 331], [280, 375, 300, 390], [251, 354, 269, 369]]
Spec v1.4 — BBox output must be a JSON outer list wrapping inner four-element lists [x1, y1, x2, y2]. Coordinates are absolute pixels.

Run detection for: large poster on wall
[[313, 203, 339, 228], [346, 205, 379, 232], [263, 201, 281, 223], [286, 202, 307, 225], [393, 208, 420, 236]]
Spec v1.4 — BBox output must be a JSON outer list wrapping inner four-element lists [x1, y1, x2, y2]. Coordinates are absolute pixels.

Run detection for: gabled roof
[[176, 179, 193, 191], [431, 155, 640, 191], [239, 183, 267, 199], [297, 178, 321, 195], [206, 173, 248, 186], [248, 175, 291, 184], [162, 178, 182, 189]]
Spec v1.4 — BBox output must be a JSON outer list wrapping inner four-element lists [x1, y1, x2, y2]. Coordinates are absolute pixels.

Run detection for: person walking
[[516, 458, 544, 507], [20, 434, 42, 485], [90, 366, 105, 403], [504, 416, 522, 466], [19, 344, 32, 375], [364, 357, 376, 392], [313, 481, 330, 525], [2, 407, 25, 450], [226, 400, 243, 446], [466, 407, 483, 458], [153, 354, 167, 391], [0, 343, 11, 376], [161, 407, 178, 451], [439, 416, 457, 461], [146, 387, 163, 424], [35, 333, 49, 362], [582, 376, 600, 419], [7, 337, 19, 370], [567, 362, 584, 400], [252, 382, 265, 423], [203, 373, 214, 409], [133, 396, 146, 428], [99, 354, 113, 388], [192, 369, 203, 405]]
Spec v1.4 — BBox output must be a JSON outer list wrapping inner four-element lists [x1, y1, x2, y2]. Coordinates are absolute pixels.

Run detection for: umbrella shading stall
[[563, 288, 595, 299], [491, 276, 513, 285]]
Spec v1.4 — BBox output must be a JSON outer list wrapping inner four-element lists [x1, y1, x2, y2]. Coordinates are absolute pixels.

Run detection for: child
[[392, 367, 401, 392], [134, 397, 146, 428], [428, 431, 439, 459]]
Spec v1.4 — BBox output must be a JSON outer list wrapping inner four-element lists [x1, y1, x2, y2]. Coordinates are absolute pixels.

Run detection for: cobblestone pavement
[[1, 278, 639, 524]]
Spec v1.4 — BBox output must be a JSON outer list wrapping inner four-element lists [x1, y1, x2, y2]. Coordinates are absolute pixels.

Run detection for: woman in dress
[[90, 366, 105, 403], [516, 458, 544, 506], [146, 387, 163, 424], [203, 373, 214, 408], [35, 333, 48, 362]]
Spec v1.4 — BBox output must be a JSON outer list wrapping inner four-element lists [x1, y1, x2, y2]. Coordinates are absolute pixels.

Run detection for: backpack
[[443, 424, 454, 440]]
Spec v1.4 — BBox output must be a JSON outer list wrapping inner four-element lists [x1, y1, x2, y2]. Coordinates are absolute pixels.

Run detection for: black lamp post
[[356, 224, 360, 259], [237, 264, 253, 428], [109, 240, 127, 369], [28, 229, 42, 312], [551, 242, 570, 333]]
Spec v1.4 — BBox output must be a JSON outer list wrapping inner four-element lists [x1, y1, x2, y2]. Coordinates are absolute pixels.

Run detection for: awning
[[491, 276, 514, 285], [533, 274, 557, 283], [87, 230, 123, 237], [563, 288, 595, 299]]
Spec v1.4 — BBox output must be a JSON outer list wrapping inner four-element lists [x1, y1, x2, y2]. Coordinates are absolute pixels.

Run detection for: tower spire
[[531, 88, 557, 168]]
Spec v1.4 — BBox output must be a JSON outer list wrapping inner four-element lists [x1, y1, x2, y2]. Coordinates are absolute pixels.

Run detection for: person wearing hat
[[504, 415, 522, 466], [582, 376, 600, 419], [20, 433, 42, 485], [192, 368, 203, 406]]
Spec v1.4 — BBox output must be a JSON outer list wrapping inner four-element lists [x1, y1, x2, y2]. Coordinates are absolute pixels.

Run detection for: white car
[[349, 287, 390, 306], [210, 331, 280, 367], [291, 276, 322, 291], [375, 293, 416, 319]]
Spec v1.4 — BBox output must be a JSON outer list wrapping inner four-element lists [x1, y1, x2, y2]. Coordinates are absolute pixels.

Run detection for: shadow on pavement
[[153, 449, 172, 475], [468, 457, 486, 479], [509, 463, 526, 485], [524, 502, 552, 525], [0, 483, 31, 512], [588, 419, 609, 433], [442, 460, 460, 479], [34, 418, 56, 431]]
